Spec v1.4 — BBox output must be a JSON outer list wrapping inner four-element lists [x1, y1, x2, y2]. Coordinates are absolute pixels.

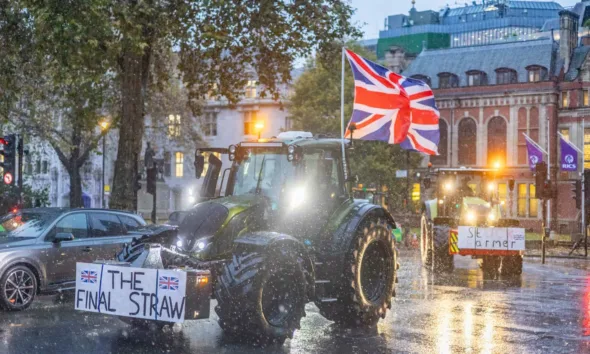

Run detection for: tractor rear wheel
[[214, 244, 307, 346], [316, 217, 396, 327], [420, 214, 433, 267]]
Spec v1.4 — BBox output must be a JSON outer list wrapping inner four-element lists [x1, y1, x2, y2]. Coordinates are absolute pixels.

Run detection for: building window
[[562, 92, 569, 108], [517, 107, 539, 165], [466, 70, 487, 87], [487, 117, 507, 166], [35, 160, 41, 174], [438, 73, 459, 89], [245, 80, 257, 99], [175, 152, 184, 177], [42, 161, 48, 174], [584, 128, 590, 169], [529, 184, 538, 217], [585, 90, 589, 106], [410, 75, 431, 87], [431, 119, 448, 165], [458, 118, 477, 165], [526, 65, 547, 83], [517, 183, 527, 217], [203, 112, 218, 137], [168, 114, 181, 137], [243, 111, 258, 135], [495, 68, 517, 85]]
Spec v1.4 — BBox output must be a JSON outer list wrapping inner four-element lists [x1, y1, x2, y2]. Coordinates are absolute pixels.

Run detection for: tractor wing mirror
[[194, 152, 205, 179]]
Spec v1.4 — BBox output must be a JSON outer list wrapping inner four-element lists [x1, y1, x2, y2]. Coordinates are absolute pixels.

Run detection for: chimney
[[559, 10, 579, 72]]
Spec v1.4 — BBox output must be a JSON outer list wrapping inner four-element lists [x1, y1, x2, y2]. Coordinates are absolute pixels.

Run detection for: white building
[[25, 72, 300, 221]]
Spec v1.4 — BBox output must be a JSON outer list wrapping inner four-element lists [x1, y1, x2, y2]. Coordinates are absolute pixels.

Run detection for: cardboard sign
[[457, 226, 525, 251], [75, 263, 187, 323]]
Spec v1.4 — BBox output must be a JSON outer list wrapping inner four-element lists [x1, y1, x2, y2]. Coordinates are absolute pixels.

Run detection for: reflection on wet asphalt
[[0, 251, 589, 353]]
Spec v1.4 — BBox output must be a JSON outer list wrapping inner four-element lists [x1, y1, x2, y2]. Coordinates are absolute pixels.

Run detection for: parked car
[[0, 208, 174, 311], [165, 211, 187, 226]]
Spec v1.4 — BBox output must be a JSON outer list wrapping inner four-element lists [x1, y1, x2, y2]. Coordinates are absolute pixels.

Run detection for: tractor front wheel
[[316, 218, 396, 327], [501, 255, 523, 276], [214, 244, 307, 346]]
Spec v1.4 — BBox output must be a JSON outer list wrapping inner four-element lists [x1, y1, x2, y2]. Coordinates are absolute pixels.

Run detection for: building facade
[[404, 9, 590, 234]]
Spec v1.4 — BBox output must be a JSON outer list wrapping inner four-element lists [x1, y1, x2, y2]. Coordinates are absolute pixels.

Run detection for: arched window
[[487, 117, 507, 165], [466, 70, 488, 86], [530, 107, 539, 142], [410, 75, 431, 87], [526, 65, 548, 82], [458, 118, 477, 165], [495, 68, 517, 84], [431, 119, 448, 165], [438, 72, 459, 89]]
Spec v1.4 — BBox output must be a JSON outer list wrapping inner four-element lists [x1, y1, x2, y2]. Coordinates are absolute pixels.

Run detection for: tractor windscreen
[[232, 147, 343, 208], [233, 149, 294, 202]]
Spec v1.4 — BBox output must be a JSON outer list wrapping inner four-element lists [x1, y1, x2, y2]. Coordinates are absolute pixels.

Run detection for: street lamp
[[255, 121, 264, 139], [99, 120, 109, 208]]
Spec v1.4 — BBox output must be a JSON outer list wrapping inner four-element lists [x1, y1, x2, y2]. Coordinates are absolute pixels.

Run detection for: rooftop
[[403, 38, 556, 88]]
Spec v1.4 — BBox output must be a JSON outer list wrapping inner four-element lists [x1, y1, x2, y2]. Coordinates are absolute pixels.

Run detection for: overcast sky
[[351, 0, 582, 39]]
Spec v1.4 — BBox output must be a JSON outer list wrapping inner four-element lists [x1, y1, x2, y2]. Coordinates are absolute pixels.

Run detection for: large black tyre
[[315, 217, 396, 327], [214, 243, 308, 346], [0, 265, 37, 311], [420, 214, 433, 267], [501, 255, 523, 276], [431, 224, 454, 272]]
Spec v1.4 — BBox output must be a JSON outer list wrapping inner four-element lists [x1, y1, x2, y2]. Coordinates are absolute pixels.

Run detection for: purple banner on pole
[[560, 136, 578, 171], [525, 136, 544, 171]]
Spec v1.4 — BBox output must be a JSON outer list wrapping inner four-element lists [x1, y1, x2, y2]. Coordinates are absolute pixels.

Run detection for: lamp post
[[255, 121, 264, 139], [99, 120, 109, 208]]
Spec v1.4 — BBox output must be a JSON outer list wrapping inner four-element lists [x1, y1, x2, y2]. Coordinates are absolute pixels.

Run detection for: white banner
[[75, 262, 187, 323], [457, 226, 525, 251]]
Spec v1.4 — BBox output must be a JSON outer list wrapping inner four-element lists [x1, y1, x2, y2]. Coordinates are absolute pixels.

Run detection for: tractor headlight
[[287, 145, 296, 154], [229, 145, 236, 154], [192, 236, 213, 253], [466, 210, 476, 223], [488, 212, 496, 222], [444, 182, 453, 192], [288, 186, 306, 209], [176, 239, 183, 248]]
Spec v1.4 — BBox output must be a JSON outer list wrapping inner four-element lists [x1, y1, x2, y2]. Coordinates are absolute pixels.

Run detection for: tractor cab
[[425, 168, 505, 227]]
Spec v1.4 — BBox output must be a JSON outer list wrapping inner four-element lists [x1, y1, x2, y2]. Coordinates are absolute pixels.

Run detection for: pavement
[[1, 250, 589, 354]]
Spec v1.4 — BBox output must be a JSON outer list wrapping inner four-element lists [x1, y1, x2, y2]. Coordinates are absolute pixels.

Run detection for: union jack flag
[[80, 270, 98, 284], [344, 49, 439, 155], [159, 275, 179, 291]]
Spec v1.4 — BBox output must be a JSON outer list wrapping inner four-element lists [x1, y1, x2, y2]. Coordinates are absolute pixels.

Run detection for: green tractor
[[125, 132, 399, 345], [420, 168, 522, 277]]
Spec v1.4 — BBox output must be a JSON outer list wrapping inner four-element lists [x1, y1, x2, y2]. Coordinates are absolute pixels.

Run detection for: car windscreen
[[0, 212, 56, 238]]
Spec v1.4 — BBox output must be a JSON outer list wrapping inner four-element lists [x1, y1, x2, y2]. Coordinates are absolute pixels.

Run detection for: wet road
[[1, 251, 589, 354]]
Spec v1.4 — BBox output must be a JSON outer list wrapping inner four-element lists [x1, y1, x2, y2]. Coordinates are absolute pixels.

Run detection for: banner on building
[[559, 133, 582, 172], [523, 133, 546, 171]]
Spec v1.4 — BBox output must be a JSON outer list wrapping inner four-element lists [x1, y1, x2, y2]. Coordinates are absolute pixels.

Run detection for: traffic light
[[146, 168, 157, 195], [135, 174, 142, 192], [0, 134, 16, 185], [572, 180, 582, 209], [534, 161, 547, 199]]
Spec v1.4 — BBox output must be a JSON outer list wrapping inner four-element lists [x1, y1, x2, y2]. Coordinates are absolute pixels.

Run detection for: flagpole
[[547, 120, 551, 230], [583, 120, 586, 255], [341, 46, 347, 180]]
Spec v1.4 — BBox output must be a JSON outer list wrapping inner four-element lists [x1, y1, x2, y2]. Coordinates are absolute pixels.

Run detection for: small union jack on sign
[[80, 270, 98, 284], [159, 276, 180, 291]]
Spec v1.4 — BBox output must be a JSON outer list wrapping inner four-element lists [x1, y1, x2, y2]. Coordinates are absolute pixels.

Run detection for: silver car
[[0, 208, 152, 311]]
